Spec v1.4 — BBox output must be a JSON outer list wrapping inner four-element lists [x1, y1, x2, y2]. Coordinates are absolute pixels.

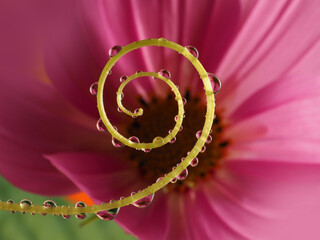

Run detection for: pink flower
[[1, 0, 320, 239]]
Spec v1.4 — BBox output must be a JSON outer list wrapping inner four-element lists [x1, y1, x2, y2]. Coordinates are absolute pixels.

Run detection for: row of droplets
[[3, 193, 155, 221]]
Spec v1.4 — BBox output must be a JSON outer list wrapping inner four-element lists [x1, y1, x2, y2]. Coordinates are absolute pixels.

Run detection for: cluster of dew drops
[[2, 43, 221, 222]]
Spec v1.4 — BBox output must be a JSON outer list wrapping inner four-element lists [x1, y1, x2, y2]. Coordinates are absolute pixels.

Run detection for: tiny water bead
[[190, 157, 199, 167], [120, 75, 127, 83], [132, 193, 155, 208], [185, 46, 199, 58], [89, 82, 98, 96], [129, 136, 140, 143], [42, 200, 57, 216], [75, 201, 87, 220], [177, 168, 188, 180], [96, 118, 107, 132], [112, 137, 125, 148], [96, 207, 120, 221], [20, 199, 32, 214], [208, 73, 222, 94], [108, 45, 122, 57], [158, 69, 171, 79], [7, 199, 15, 214]]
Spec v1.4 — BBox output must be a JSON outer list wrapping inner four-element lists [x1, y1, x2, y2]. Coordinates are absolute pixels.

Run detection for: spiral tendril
[[0, 38, 218, 219]]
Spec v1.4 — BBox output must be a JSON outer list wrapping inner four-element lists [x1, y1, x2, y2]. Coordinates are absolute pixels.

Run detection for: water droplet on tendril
[[177, 168, 188, 180], [75, 201, 87, 219], [20, 199, 32, 214], [190, 157, 199, 167], [96, 201, 120, 221], [196, 130, 202, 139], [170, 178, 177, 183], [96, 119, 107, 132], [142, 148, 151, 153], [185, 46, 199, 58], [132, 193, 155, 208], [158, 69, 171, 79], [156, 177, 163, 182], [109, 45, 122, 57], [89, 82, 98, 96], [112, 137, 124, 148], [169, 136, 176, 143], [182, 97, 187, 105], [7, 199, 15, 214], [129, 136, 140, 143], [120, 75, 127, 83], [62, 214, 71, 219], [153, 136, 164, 145], [42, 200, 57, 216], [206, 135, 213, 144], [201, 145, 206, 153], [208, 73, 221, 94], [117, 107, 122, 113]]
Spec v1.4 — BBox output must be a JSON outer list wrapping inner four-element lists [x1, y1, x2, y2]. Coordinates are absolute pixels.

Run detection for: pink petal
[[116, 192, 169, 240], [46, 152, 145, 201], [0, 136, 77, 195], [202, 160, 320, 239], [225, 96, 320, 145], [217, 0, 320, 112], [165, 193, 195, 240]]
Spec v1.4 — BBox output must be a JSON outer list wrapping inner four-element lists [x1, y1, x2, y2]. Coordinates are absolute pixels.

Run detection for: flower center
[[126, 90, 229, 192]]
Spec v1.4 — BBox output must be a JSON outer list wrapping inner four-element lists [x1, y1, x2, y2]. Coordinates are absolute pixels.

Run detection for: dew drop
[[142, 148, 151, 153], [182, 97, 187, 105], [96, 119, 107, 132], [190, 157, 199, 167], [136, 70, 142, 74], [75, 201, 87, 220], [120, 92, 124, 100], [170, 177, 177, 183], [112, 137, 124, 148], [201, 145, 206, 153], [20, 199, 32, 214], [89, 82, 98, 96], [109, 45, 122, 57], [156, 177, 163, 182], [153, 136, 164, 145], [120, 75, 127, 83], [177, 168, 188, 180], [132, 193, 154, 208], [20, 199, 32, 208], [42, 200, 57, 216], [158, 69, 171, 79], [208, 73, 221, 94], [169, 136, 176, 143], [179, 126, 183, 132], [43, 200, 57, 208], [7, 199, 15, 214], [196, 130, 202, 139], [96, 207, 120, 221], [185, 46, 199, 58], [133, 108, 140, 115], [129, 136, 140, 143], [62, 215, 71, 219], [117, 107, 122, 113], [206, 135, 213, 144]]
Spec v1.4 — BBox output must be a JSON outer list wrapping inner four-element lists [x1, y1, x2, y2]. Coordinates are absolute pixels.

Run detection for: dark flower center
[[126, 90, 229, 192]]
